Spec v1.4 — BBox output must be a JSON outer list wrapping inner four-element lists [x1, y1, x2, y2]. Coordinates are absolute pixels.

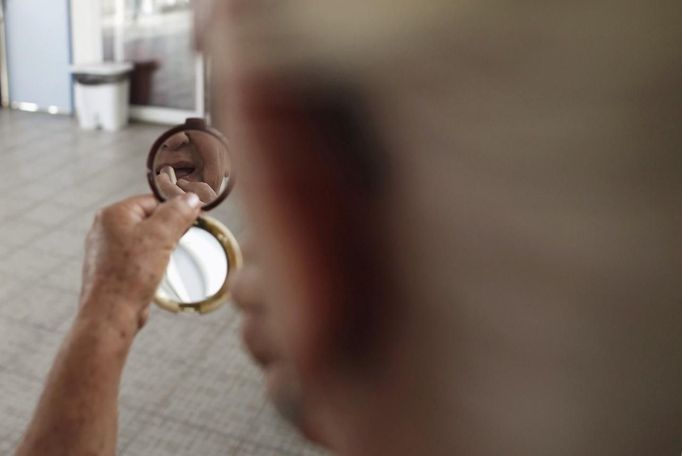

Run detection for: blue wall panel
[[5, 0, 72, 113]]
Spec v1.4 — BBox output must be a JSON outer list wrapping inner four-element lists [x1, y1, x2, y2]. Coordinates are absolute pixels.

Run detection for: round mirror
[[159, 227, 227, 303], [147, 119, 242, 314], [147, 118, 233, 209], [154, 216, 242, 314]]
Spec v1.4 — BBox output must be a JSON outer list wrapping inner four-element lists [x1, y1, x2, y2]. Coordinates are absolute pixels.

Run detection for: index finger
[[156, 173, 186, 200], [177, 180, 217, 204]]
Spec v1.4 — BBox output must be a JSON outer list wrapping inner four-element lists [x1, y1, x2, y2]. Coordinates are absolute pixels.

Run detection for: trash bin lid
[[69, 62, 134, 76]]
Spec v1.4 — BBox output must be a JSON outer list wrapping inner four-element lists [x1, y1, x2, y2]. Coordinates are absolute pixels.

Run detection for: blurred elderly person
[[16, 1, 682, 455]]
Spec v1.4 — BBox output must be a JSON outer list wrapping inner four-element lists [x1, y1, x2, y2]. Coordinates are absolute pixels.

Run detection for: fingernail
[[183, 192, 201, 209]]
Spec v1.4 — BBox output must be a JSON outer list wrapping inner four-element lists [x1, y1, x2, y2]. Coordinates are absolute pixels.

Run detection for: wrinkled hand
[[79, 194, 202, 332]]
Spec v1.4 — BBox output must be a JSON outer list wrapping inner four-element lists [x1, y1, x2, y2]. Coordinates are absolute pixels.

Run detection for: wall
[[71, 0, 103, 64], [4, 0, 74, 113]]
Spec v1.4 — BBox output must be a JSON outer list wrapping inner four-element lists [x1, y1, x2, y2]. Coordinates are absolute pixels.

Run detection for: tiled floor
[[0, 110, 325, 456]]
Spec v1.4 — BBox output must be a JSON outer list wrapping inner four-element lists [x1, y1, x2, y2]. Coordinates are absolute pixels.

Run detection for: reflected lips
[[173, 167, 195, 179]]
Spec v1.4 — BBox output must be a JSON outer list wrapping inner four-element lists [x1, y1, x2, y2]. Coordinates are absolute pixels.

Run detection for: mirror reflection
[[153, 129, 231, 206], [157, 227, 229, 304]]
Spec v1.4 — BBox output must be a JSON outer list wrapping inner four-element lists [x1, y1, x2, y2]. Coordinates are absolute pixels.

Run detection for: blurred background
[[1, 0, 202, 121], [0, 1, 324, 454], [101, 0, 198, 113]]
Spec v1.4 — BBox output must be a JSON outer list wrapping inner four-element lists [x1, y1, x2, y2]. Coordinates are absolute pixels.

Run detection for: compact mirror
[[147, 118, 242, 314], [148, 118, 233, 208]]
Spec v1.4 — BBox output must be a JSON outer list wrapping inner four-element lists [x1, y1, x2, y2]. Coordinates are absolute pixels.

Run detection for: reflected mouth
[[173, 167, 195, 179]]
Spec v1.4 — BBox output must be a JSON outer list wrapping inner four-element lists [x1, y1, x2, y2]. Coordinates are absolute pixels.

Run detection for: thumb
[[145, 193, 202, 244]]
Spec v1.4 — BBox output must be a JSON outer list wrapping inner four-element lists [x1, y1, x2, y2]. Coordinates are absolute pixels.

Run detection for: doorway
[[101, 0, 204, 124]]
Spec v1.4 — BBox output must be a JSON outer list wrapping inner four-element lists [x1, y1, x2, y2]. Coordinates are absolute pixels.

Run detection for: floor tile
[[0, 110, 324, 456]]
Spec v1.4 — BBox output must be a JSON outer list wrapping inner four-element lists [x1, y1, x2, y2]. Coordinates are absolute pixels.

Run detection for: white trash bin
[[70, 63, 134, 131]]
